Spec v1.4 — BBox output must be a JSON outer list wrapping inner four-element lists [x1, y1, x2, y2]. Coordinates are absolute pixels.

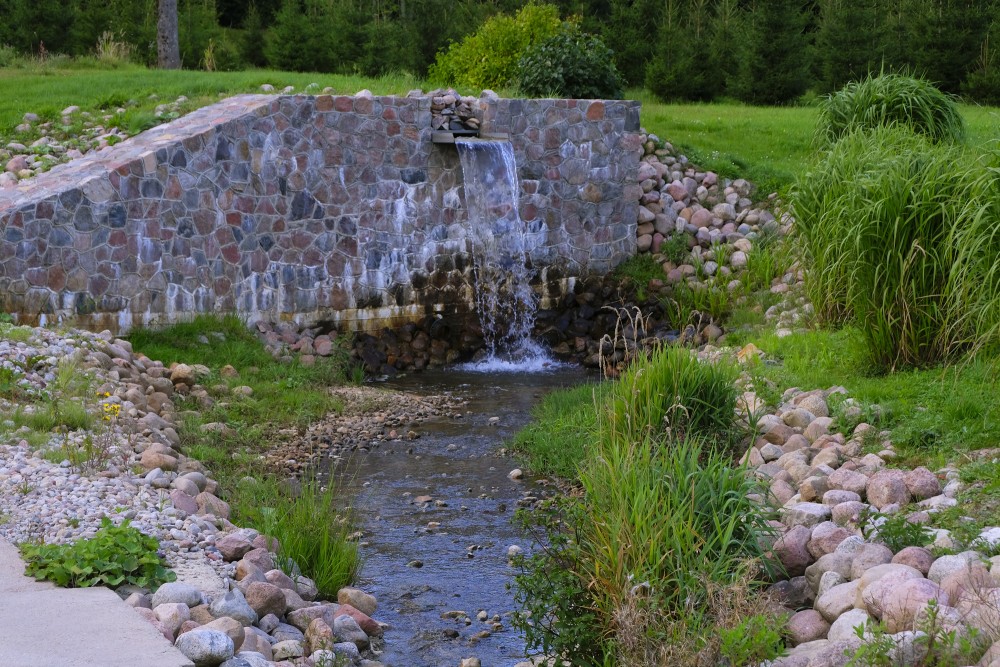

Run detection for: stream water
[[333, 366, 589, 667]]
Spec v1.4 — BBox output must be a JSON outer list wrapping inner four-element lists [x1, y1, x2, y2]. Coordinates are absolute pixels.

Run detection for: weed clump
[[20, 517, 174, 589]]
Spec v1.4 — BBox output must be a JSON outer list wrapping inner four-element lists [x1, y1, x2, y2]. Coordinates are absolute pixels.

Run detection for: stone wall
[[0, 93, 641, 333]]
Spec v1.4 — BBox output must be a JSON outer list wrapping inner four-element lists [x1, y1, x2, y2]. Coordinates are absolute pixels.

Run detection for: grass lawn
[[630, 89, 1000, 195], [0, 63, 424, 134]]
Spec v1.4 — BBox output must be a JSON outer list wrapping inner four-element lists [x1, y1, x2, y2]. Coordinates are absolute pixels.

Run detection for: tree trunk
[[157, 0, 181, 69]]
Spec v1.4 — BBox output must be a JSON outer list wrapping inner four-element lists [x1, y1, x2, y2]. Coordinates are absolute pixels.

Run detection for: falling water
[[456, 138, 553, 370]]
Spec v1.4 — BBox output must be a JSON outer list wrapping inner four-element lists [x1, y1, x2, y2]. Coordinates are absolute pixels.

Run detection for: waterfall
[[456, 138, 552, 370]]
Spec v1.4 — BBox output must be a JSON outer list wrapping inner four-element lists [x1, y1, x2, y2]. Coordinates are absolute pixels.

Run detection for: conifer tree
[[731, 0, 811, 104], [814, 0, 883, 91]]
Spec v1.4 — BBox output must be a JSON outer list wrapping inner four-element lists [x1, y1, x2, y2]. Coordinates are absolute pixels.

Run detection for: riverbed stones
[[245, 581, 287, 618], [176, 628, 235, 666], [338, 588, 377, 617], [152, 582, 203, 608], [216, 529, 259, 561], [210, 588, 258, 626]]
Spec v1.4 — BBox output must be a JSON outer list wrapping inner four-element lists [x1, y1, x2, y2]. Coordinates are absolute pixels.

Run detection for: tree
[[731, 0, 812, 105], [907, 0, 991, 93], [645, 0, 715, 101], [814, 0, 883, 91], [158, 0, 181, 68]]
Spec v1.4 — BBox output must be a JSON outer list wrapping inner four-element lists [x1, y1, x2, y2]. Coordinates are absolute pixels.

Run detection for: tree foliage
[[428, 3, 566, 90], [0, 0, 998, 103], [518, 29, 624, 98]]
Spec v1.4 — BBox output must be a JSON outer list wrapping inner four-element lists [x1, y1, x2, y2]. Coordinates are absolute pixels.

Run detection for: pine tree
[[645, 0, 715, 101], [907, 0, 992, 93], [814, 0, 883, 91], [731, 0, 812, 105]]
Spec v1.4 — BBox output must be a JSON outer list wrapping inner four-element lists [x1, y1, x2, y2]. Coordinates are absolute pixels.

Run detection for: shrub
[[517, 30, 624, 99], [792, 126, 1000, 368], [428, 3, 565, 90], [815, 73, 965, 146], [20, 517, 175, 589]]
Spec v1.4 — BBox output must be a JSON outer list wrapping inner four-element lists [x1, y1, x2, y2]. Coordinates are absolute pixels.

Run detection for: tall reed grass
[[514, 349, 775, 664], [231, 477, 359, 598], [793, 126, 1000, 369], [608, 346, 739, 446], [815, 73, 965, 146]]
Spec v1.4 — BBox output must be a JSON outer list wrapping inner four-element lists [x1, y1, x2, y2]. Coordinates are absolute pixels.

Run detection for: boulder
[[864, 577, 948, 633], [333, 613, 370, 650], [175, 629, 235, 666], [891, 547, 935, 576], [774, 525, 814, 577], [217, 530, 258, 561], [849, 544, 894, 580], [827, 608, 871, 642], [815, 580, 859, 623], [903, 467, 941, 500], [927, 551, 984, 584], [306, 618, 335, 654], [866, 470, 911, 509], [203, 617, 245, 652], [152, 582, 203, 608], [154, 602, 191, 637], [245, 581, 287, 618], [337, 588, 377, 617], [786, 610, 830, 646], [209, 588, 258, 626], [807, 522, 853, 560]]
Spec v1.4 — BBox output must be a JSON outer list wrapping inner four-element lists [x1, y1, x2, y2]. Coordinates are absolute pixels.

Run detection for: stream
[[331, 365, 589, 667]]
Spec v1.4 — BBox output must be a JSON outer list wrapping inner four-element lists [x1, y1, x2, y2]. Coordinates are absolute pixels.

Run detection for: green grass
[[128, 314, 348, 427], [0, 64, 425, 136], [816, 73, 966, 146], [632, 89, 1000, 194], [511, 382, 602, 479], [610, 255, 664, 301], [229, 477, 359, 597], [743, 327, 1000, 468], [512, 350, 775, 664]]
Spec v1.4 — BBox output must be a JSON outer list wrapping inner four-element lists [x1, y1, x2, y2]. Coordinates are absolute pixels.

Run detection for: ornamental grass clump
[[607, 345, 739, 446], [793, 126, 1000, 369], [815, 73, 965, 146]]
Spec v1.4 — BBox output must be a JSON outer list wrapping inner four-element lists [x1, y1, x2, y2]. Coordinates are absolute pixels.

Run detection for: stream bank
[[321, 367, 589, 667]]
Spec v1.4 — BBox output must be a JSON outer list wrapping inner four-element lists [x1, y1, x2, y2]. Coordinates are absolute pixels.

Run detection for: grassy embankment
[[512, 90, 1000, 663], [127, 315, 360, 597]]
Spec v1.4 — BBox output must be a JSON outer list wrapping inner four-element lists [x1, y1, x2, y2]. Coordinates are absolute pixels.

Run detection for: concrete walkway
[[0, 539, 193, 667]]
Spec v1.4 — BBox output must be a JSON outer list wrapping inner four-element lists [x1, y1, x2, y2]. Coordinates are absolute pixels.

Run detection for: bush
[[517, 30, 624, 99], [815, 73, 965, 146], [20, 517, 175, 589], [792, 126, 1000, 368], [428, 3, 565, 90]]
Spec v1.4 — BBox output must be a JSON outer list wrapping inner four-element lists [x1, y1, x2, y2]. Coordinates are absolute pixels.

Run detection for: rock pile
[[0, 325, 386, 666], [0, 97, 189, 189], [427, 89, 482, 134], [631, 132, 793, 282], [133, 534, 385, 667], [733, 379, 1000, 666]]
